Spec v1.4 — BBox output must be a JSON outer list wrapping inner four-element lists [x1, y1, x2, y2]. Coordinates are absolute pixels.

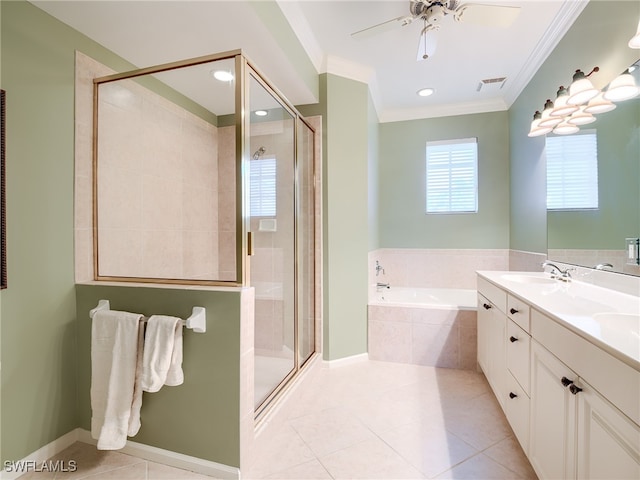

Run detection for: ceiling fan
[[351, 1, 521, 61]]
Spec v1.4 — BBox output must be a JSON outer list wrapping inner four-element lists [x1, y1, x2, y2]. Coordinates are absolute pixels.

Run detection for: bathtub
[[370, 286, 477, 310], [368, 286, 478, 369]]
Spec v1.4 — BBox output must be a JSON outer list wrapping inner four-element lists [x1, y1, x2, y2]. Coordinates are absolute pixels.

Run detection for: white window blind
[[250, 156, 276, 217], [426, 138, 478, 214], [546, 131, 598, 210]]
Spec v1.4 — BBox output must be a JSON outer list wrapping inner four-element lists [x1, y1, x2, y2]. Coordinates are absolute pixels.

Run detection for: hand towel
[[141, 315, 184, 392], [91, 310, 144, 450]]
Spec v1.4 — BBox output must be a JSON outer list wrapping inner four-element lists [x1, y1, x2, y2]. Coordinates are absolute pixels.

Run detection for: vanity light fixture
[[583, 92, 616, 114], [254, 110, 268, 116], [550, 86, 579, 117], [567, 68, 600, 105], [552, 120, 580, 135], [211, 70, 234, 82], [603, 70, 640, 102], [538, 99, 564, 128], [527, 111, 553, 137], [417, 87, 435, 97], [629, 19, 640, 48], [566, 106, 596, 126]]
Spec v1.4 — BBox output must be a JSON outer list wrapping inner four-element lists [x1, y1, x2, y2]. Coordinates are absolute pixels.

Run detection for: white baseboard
[[1, 429, 80, 480], [323, 352, 369, 368], [1, 428, 239, 480], [76, 430, 239, 479]]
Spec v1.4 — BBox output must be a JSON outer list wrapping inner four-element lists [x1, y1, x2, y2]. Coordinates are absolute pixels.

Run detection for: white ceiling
[[33, 0, 588, 122]]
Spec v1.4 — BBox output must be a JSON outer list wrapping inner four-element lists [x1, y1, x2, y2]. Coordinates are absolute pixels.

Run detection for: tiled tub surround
[[369, 249, 510, 289], [368, 288, 478, 369], [366, 249, 547, 370]]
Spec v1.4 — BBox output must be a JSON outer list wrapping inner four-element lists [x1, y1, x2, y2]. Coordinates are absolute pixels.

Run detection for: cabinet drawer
[[505, 371, 530, 454], [477, 276, 507, 313], [507, 294, 530, 332], [507, 320, 531, 395]]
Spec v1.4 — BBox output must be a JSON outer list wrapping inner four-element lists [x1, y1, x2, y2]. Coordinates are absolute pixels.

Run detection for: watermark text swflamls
[[3, 460, 78, 474]]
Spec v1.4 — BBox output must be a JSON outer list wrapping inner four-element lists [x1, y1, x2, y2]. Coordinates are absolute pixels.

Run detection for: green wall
[[75, 285, 243, 466], [322, 74, 369, 360], [368, 91, 380, 251], [509, 0, 640, 254], [0, 0, 134, 461], [378, 112, 510, 248]]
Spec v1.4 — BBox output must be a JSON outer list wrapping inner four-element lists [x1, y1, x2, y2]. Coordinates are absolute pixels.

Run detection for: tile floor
[[19, 360, 537, 479], [247, 360, 537, 479]]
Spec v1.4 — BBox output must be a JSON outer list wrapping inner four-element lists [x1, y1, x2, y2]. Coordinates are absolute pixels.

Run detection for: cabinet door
[[487, 302, 507, 410], [577, 382, 640, 479], [530, 341, 578, 480], [477, 293, 491, 374]]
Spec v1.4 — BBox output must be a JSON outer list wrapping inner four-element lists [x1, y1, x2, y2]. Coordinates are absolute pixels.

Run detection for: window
[[250, 156, 276, 217], [426, 138, 478, 214], [546, 131, 598, 210]]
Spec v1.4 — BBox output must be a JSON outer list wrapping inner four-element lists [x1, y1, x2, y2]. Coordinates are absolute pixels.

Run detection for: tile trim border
[[323, 352, 369, 368]]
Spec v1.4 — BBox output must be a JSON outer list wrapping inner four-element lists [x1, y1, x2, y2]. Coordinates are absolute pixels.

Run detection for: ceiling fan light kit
[[352, 0, 520, 63]]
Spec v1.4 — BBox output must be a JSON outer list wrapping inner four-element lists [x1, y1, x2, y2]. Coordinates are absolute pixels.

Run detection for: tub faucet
[[376, 282, 390, 289], [594, 263, 613, 271], [542, 261, 573, 282], [375, 261, 385, 277]]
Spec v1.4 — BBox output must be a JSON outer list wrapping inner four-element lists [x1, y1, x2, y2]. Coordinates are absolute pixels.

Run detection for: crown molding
[[275, 0, 324, 72], [502, 0, 589, 108], [379, 98, 509, 123]]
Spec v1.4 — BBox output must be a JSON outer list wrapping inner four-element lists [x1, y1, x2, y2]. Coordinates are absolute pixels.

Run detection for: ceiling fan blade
[[416, 28, 438, 61], [351, 15, 414, 39], [455, 3, 520, 28]]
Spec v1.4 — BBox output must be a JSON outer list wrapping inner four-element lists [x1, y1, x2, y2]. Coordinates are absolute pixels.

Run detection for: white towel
[[141, 315, 184, 392], [91, 310, 144, 450]]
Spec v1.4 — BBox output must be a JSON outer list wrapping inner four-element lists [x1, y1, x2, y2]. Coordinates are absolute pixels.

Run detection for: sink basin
[[501, 274, 557, 285], [592, 312, 640, 333]]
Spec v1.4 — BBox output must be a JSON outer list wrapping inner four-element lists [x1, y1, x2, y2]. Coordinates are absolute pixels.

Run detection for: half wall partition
[[90, 50, 318, 415]]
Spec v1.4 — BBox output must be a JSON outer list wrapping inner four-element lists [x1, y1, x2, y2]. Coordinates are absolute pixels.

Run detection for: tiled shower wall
[[75, 51, 229, 282], [96, 80, 220, 279]]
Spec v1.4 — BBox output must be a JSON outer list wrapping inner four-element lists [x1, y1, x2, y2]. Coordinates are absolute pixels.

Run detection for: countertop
[[477, 270, 640, 371]]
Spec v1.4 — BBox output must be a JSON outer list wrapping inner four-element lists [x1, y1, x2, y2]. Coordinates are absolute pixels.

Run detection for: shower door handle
[[247, 231, 255, 256]]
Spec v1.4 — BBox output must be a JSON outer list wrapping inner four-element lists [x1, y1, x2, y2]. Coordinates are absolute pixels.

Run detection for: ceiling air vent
[[476, 77, 507, 92]]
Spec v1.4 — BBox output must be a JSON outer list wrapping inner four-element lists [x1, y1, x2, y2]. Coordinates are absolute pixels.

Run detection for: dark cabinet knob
[[509, 392, 518, 399], [561, 376, 574, 387], [510, 308, 519, 314], [509, 336, 518, 343], [569, 384, 583, 395], [483, 303, 492, 310]]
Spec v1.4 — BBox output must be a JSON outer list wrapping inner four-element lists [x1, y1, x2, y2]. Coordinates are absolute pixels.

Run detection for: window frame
[[425, 137, 479, 215]]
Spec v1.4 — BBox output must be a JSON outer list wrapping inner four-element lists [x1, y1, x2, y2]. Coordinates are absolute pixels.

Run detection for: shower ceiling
[[33, 0, 588, 122]]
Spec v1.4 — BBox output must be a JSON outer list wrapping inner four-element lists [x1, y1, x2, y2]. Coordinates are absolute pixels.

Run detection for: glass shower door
[[249, 75, 296, 408]]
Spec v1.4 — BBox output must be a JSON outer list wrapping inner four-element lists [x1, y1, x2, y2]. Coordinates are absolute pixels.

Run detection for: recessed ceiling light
[[255, 110, 268, 117], [211, 70, 234, 82], [417, 88, 435, 97]]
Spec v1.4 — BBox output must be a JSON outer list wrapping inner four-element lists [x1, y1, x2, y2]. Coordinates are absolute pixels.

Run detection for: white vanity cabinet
[[477, 272, 640, 480], [477, 278, 507, 409]]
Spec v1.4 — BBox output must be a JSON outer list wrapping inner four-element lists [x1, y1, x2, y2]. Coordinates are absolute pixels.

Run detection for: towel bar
[[89, 299, 206, 333]]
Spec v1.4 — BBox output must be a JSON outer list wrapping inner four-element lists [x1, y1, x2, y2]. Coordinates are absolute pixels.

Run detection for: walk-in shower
[[90, 50, 319, 418]]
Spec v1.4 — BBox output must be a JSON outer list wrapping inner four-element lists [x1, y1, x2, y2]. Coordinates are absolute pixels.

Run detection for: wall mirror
[[547, 59, 640, 276]]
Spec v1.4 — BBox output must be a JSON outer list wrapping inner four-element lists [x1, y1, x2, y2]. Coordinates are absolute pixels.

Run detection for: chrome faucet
[[375, 260, 385, 277], [376, 282, 390, 289], [594, 263, 613, 271], [542, 261, 574, 282]]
